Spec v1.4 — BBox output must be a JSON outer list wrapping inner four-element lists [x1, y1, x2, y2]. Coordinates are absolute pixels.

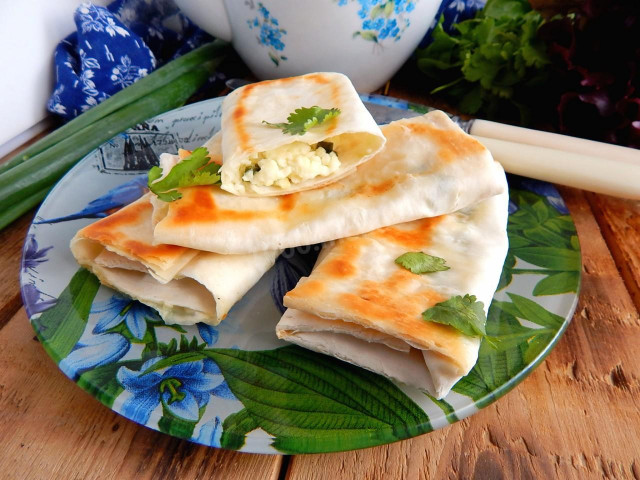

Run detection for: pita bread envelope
[[151, 111, 507, 254], [277, 191, 509, 399], [218, 72, 386, 196], [71, 194, 279, 325]]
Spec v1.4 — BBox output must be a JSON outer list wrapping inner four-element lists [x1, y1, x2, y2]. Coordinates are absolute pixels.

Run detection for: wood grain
[[0, 212, 33, 329], [284, 188, 640, 480], [586, 193, 640, 311], [0, 309, 283, 480]]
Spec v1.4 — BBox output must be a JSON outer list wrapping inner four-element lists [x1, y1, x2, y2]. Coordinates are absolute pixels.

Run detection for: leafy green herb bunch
[[416, 0, 550, 125]]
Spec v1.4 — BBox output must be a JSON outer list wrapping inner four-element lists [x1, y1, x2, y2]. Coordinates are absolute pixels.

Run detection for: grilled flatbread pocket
[[71, 194, 279, 325], [218, 72, 386, 196], [276, 192, 509, 399], [152, 111, 507, 254]]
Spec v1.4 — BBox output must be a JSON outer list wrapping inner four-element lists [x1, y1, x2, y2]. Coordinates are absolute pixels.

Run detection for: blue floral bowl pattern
[[247, 2, 288, 66], [336, 0, 418, 46], [22, 96, 580, 454]]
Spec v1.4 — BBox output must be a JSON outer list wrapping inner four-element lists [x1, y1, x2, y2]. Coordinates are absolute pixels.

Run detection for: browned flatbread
[[152, 112, 507, 254], [71, 194, 279, 325], [277, 192, 509, 398], [218, 72, 386, 196]]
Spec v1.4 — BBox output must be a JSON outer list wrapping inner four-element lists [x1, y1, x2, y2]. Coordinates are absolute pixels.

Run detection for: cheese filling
[[241, 141, 340, 189]]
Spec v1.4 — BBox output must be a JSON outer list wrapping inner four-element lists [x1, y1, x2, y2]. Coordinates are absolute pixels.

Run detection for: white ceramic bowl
[[175, 0, 443, 92]]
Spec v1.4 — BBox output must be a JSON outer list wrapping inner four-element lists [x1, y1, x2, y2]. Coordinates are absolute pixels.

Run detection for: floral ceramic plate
[[21, 96, 581, 454]]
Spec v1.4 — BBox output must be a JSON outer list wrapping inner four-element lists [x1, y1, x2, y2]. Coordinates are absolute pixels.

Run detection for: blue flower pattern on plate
[[247, 3, 287, 66], [22, 235, 53, 273], [22, 283, 57, 318], [116, 357, 234, 423], [60, 332, 130, 379], [92, 294, 160, 340], [196, 416, 223, 447], [197, 323, 219, 346]]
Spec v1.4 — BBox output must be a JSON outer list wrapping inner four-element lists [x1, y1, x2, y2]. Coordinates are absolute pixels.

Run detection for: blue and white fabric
[[48, 0, 213, 120]]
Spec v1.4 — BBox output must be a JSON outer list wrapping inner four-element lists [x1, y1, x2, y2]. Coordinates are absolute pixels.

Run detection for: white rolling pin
[[333, 94, 640, 198], [470, 120, 640, 165], [473, 135, 640, 200]]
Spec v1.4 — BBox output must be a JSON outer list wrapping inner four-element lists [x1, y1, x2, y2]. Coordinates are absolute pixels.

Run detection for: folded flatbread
[[218, 72, 386, 196], [276, 191, 509, 399], [152, 111, 507, 254], [71, 194, 279, 325]]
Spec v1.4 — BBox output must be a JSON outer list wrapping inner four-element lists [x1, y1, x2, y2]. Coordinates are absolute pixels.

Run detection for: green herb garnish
[[395, 252, 450, 274], [263, 106, 341, 135], [422, 294, 487, 337], [148, 147, 220, 202], [416, 0, 548, 120]]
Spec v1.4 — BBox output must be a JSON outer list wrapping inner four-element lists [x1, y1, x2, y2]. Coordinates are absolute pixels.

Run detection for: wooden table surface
[[1, 82, 639, 480]]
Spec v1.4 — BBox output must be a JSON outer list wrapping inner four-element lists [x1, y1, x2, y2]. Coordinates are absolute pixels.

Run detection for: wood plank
[[0, 309, 283, 480], [286, 187, 640, 480], [0, 212, 34, 329], [586, 193, 640, 311]]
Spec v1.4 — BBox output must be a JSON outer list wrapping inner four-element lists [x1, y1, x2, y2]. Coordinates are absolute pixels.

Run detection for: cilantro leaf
[[148, 147, 220, 202], [395, 252, 450, 274], [263, 106, 341, 135], [422, 294, 487, 337]]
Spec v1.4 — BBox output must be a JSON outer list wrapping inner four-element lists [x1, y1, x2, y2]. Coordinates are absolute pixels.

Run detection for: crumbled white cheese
[[241, 141, 340, 188]]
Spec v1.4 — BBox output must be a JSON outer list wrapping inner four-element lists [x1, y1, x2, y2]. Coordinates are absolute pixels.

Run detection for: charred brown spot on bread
[[336, 278, 464, 355], [407, 122, 486, 163], [371, 217, 443, 250], [353, 178, 396, 197], [317, 237, 364, 278], [122, 239, 185, 261], [322, 258, 356, 278], [170, 186, 272, 224], [355, 270, 444, 318], [279, 193, 298, 212], [285, 279, 325, 300], [232, 103, 251, 151], [80, 200, 187, 262], [172, 187, 217, 223], [82, 201, 150, 240]]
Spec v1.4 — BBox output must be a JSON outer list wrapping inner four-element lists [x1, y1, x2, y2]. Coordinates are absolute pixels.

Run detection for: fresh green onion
[[0, 184, 52, 231], [0, 40, 228, 175], [0, 53, 226, 227]]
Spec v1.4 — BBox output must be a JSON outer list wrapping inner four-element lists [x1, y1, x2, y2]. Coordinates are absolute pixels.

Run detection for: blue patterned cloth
[[48, 0, 212, 120], [421, 0, 486, 46]]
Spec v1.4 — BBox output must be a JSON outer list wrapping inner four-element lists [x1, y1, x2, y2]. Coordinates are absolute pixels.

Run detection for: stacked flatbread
[[277, 192, 508, 398], [71, 194, 279, 325], [70, 72, 509, 398]]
